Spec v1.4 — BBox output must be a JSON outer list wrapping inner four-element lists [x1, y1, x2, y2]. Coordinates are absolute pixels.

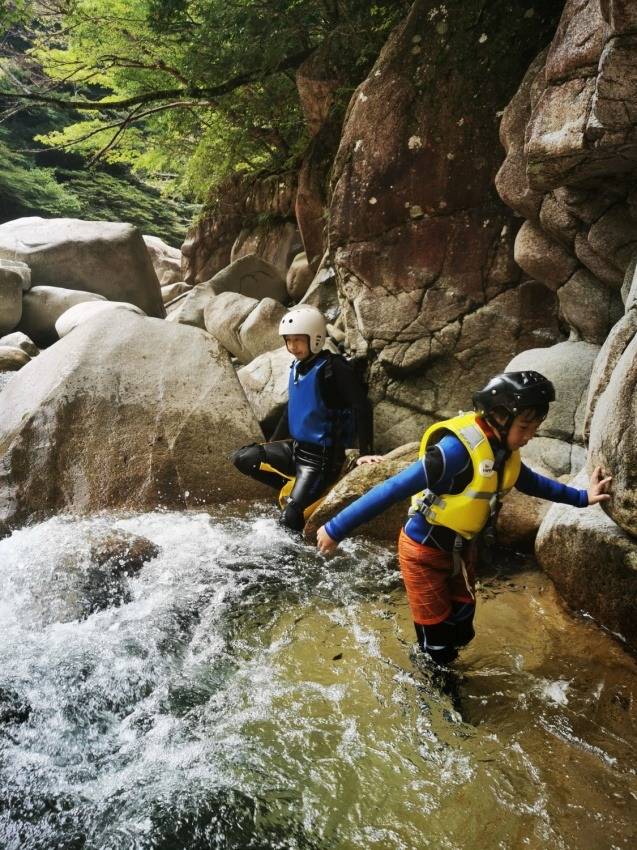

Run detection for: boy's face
[[506, 409, 543, 451], [284, 334, 311, 361]]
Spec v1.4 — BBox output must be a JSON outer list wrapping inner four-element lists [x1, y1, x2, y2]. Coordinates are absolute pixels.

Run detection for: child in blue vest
[[316, 371, 612, 665], [233, 305, 373, 531]]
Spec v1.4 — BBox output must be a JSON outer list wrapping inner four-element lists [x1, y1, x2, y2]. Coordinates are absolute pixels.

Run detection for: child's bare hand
[[356, 455, 384, 466], [317, 526, 339, 555], [588, 465, 612, 504]]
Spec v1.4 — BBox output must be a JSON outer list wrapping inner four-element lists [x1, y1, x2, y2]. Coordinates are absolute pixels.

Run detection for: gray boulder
[[0, 311, 267, 534], [0, 259, 30, 335], [208, 253, 287, 303], [0, 346, 30, 371], [161, 282, 192, 304], [18, 286, 107, 347], [237, 346, 294, 433], [536, 470, 637, 654], [204, 291, 285, 364], [0, 332, 39, 358], [55, 300, 145, 338], [143, 234, 183, 286], [0, 218, 165, 318], [505, 340, 600, 447], [165, 281, 215, 329], [286, 252, 314, 301], [588, 330, 637, 538]]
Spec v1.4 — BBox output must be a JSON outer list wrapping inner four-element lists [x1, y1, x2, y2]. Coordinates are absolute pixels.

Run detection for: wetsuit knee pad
[[281, 499, 305, 532], [232, 443, 263, 474]]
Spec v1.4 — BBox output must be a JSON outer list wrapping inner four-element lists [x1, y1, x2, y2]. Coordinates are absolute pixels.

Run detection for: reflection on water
[[0, 507, 635, 850]]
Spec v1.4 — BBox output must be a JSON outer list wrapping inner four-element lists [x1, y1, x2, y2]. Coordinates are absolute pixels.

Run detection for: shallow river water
[[0, 507, 635, 850]]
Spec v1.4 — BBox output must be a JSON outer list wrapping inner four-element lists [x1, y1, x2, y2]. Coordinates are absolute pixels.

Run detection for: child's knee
[[232, 443, 262, 474]]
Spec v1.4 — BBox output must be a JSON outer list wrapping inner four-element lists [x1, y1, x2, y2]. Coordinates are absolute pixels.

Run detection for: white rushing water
[[0, 507, 636, 850]]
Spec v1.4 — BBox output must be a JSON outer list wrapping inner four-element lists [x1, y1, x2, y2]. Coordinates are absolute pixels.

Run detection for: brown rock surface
[[328, 0, 561, 441]]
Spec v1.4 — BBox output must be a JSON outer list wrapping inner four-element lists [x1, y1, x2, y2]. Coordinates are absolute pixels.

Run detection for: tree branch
[[0, 47, 314, 112]]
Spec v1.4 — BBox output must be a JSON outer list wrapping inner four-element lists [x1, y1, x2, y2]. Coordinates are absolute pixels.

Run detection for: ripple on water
[[0, 507, 636, 850]]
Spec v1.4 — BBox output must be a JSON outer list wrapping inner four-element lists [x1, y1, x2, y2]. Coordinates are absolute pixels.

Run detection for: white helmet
[[278, 305, 326, 354]]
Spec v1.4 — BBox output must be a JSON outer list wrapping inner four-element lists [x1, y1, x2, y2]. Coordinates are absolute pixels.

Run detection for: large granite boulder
[[0, 259, 30, 335], [536, 469, 637, 653], [588, 329, 637, 537], [143, 235, 183, 286], [505, 340, 600, 447], [327, 0, 562, 446], [237, 346, 294, 435], [164, 282, 216, 329], [495, 340, 598, 545], [55, 300, 145, 338], [286, 252, 314, 302], [0, 311, 267, 534], [18, 286, 108, 347], [203, 291, 285, 364], [182, 172, 297, 285], [0, 218, 165, 318], [208, 254, 288, 303], [161, 282, 192, 304]]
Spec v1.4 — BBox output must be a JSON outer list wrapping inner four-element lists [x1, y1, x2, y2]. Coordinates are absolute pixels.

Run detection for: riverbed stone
[[558, 269, 623, 344], [513, 221, 578, 289], [0, 258, 31, 292], [536, 469, 637, 653], [164, 282, 216, 329], [0, 311, 267, 534], [55, 300, 145, 338], [0, 331, 38, 358], [0, 346, 30, 371], [0, 218, 165, 318], [18, 286, 107, 347]]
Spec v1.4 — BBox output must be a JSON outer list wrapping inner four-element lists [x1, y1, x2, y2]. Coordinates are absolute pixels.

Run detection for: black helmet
[[473, 371, 555, 421]]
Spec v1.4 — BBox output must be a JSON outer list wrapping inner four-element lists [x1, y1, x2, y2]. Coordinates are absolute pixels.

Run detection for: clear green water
[[0, 508, 635, 850]]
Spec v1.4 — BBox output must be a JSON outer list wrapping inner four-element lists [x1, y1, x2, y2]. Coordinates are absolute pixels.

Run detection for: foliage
[[0, 0, 410, 198]]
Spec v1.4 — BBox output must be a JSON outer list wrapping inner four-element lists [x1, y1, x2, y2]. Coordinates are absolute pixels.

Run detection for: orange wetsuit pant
[[398, 529, 476, 626]]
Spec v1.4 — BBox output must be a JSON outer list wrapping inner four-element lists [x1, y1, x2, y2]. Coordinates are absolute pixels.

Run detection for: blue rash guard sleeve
[[515, 463, 588, 507], [324, 435, 470, 543]]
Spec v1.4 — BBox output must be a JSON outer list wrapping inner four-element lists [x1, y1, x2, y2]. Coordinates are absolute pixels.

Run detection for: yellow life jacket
[[410, 411, 521, 539]]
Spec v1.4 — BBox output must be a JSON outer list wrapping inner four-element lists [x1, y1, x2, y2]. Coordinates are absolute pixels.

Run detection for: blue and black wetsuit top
[[324, 433, 589, 552], [273, 352, 373, 454]]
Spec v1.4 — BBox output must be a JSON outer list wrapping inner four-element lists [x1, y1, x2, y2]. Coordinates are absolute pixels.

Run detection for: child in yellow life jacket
[[316, 371, 612, 666]]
